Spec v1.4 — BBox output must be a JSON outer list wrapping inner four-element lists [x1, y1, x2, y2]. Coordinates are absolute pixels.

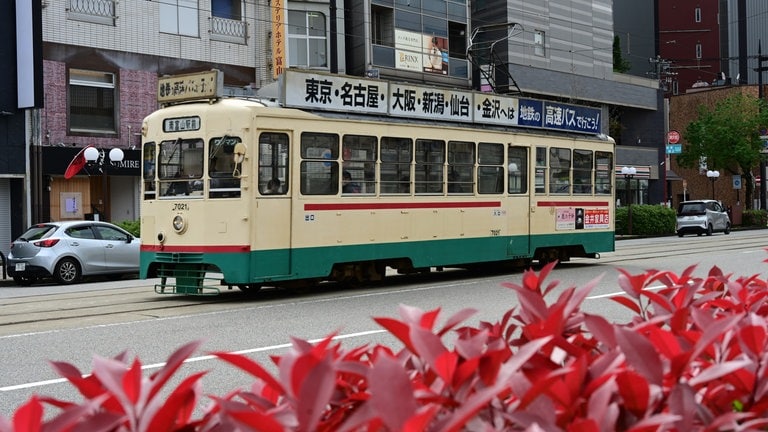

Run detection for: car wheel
[[677, 232, 684, 237], [724, 223, 731, 234], [706, 224, 713, 236], [13, 275, 35, 286], [54, 258, 81, 284]]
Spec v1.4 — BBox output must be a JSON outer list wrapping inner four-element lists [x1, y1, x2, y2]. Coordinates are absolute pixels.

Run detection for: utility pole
[[756, 40, 768, 209]]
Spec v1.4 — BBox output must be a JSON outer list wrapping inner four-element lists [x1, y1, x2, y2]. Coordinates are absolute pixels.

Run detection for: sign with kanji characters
[[583, 208, 610, 229], [157, 70, 223, 104], [280, 70, 603, 134], [271, 0, 286, 79]]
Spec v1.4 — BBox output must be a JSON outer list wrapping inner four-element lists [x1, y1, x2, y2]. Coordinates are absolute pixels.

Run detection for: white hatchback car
[[676, 200, 731, 237], [6, 221, 140, 286]]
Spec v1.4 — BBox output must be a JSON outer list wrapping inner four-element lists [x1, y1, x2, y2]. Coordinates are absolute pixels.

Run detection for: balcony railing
[[210, 16, 247, 44], [67, 0, 116, 25]]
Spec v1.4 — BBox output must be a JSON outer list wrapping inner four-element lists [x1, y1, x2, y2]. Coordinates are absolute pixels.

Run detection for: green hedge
[[741, 209, 768, 227], [615, 204, 676, 236], [115, 220, 140, 237]]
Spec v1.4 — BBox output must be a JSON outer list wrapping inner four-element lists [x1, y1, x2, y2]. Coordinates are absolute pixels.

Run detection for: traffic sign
[[666, 144, 682, 154], [668, 130, 681, 144]]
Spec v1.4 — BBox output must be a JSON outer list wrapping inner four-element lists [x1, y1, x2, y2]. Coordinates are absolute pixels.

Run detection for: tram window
[[158, 138, 204, 197], [342, 135, 376, 194], [380, 137, 412, 194], [448, 141, 474, 194], [573, 149, 593, 194], [415, 139, 445, 194], [595, 151, 613, 194], [535, 147, 546, 194], [259, 132, 290, 195], [478, 142, 504, 194], [142, 141, 156, 200], [301, 132, 339, 195], [508, 146, 528, 194], [549, 147, 571, 194], [208, 136, 242, 198]]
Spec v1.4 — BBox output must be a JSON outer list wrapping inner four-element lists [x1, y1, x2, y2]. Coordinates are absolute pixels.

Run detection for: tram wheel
[[237, 284, 262, 293]]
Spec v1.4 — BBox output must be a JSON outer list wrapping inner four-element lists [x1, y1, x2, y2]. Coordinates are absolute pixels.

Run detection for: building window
[[288, 10, 327, 68], [695, 42, 702, 59], [211, 0, 240, 19], [67, 0, 116, 25], [534, 30, 545, 56], [68, 69, 116, 134], [448, 21, 466, 59], [372, 5, 394, 47], [694, 7, 701, 23], [159, 0, 199, 37]]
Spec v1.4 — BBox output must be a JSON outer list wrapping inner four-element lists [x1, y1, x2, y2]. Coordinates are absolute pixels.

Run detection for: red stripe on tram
[[141, 245, 250, 253], [537, 201, 610, 207], [304, 201, 502, 211]]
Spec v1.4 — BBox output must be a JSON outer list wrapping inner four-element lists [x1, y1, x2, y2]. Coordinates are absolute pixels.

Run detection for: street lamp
[[84, 146, 124, 221], [621, 166, 637, 235], [706, 169, 720, 200]]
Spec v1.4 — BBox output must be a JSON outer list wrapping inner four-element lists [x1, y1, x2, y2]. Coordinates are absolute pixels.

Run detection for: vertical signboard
[[271, 0, 286, 79]]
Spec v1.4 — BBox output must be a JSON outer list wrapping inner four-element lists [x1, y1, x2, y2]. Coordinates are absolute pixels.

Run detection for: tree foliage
[[678, 92, 768, 209]]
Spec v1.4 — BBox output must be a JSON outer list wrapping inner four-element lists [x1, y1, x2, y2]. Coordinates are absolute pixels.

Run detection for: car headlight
[[172, 215, 186, 233]]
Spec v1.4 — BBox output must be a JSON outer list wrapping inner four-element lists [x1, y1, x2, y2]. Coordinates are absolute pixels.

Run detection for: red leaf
[[409, 325, 449, 373], [295, 355, 337, 431], [368, 353, 419, 431], [434, 351, 458, 385], [142, 371, 206, 431], [402, 405, 440, 432], [739, 324, 767, 357], [567, 418, 600, 432], [688, 359, 752, 387], [147, 340, 203, 402], [616, 370, 650, 417], [584, 314, 617, 347], [12, 396, 42, 432], [49, 361, 106, 399], [217, 399, 286, 432], [609, 295, 642, 315], [374, 317, 416, 354], [437, 308, 478, 336], [614, 327, 663, 386], [214, 351, 285, 395], [122, 358, 142, 405]]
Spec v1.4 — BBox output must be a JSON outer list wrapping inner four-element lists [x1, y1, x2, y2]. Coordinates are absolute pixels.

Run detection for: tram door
[[255, 131, 292, 276], [506, 146, 530, 256]]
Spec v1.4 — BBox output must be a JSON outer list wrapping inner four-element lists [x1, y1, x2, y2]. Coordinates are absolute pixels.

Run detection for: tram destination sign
[[157, 69, 224, 104], [281, 70, 602, 135]]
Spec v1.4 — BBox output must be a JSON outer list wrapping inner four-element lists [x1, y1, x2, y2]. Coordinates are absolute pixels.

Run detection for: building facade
[[0, 0, 43, 260], [30, 0, 675, 229], [37, 0, 273, 224]]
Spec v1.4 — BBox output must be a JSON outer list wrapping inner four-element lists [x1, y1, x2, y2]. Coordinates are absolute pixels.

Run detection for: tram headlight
[[172, 215, 186, 233]]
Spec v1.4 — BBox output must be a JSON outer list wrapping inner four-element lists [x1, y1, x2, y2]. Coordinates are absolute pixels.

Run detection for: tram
[[140, 70, 615, 294]]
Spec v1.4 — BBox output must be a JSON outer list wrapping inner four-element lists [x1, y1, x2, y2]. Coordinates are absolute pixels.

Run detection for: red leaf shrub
[[5, 259, 768, 431]]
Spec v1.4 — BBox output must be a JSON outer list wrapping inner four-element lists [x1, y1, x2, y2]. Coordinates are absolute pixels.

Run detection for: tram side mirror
[[232, 142, 246, 177]]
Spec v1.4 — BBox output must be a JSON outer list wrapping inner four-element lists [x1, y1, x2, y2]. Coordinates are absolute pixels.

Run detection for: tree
[[612, 35, 631, 73], [677, 92, 768, 209]]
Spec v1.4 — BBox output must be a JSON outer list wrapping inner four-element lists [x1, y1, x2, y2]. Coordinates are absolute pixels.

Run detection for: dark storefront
[[41, 146, 141, 223]]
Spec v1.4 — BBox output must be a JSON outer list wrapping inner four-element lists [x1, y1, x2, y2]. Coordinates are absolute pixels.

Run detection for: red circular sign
[[668, 130, 681, 144]]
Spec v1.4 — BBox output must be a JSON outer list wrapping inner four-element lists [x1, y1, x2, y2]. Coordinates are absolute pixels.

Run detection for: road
[[0, 230, 766, 418]]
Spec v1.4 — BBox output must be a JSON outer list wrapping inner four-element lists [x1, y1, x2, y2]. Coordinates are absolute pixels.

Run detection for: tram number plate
[[15, 263, 25, 271]]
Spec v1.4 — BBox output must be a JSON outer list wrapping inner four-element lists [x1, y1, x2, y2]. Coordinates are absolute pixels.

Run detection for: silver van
[[676, 200, 731, 237]]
